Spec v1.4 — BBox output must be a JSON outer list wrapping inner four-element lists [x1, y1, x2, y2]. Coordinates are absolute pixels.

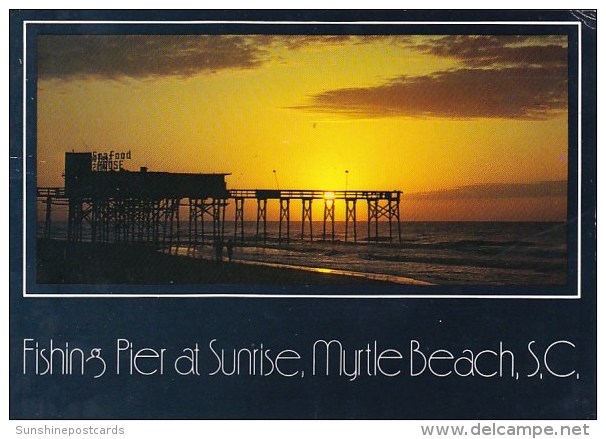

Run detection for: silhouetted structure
[[38, 152, 402, 245], [61, 152, 229, 245], [229, 189, 401, 244]]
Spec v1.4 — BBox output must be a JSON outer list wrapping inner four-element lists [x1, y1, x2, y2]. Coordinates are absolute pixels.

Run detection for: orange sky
[[36, 34, 569, 221]]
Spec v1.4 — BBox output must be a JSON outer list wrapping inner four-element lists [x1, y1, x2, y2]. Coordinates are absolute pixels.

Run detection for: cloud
[[292, 35, 568, 119], [39, 34, 570, 121], [37, 35, 270, 80], [405, 180, 567, 200], [271, 35, 358, 50], [293, 65, 567, 119], [36, 34, 373, 81], [412, 35, 568, 68]]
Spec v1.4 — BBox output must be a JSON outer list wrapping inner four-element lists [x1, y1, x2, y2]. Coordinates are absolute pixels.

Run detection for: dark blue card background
[[9, 10, 597, 419]]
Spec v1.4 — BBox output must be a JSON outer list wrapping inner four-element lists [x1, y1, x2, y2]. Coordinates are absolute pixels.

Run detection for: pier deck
[[37, 187, 402, 245]]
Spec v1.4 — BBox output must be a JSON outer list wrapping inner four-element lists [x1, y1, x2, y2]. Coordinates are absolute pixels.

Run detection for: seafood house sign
[[92, 150, 132, 172]]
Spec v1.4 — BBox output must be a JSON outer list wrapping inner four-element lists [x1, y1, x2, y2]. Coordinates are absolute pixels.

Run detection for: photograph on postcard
[[32, 31, 577, 293]]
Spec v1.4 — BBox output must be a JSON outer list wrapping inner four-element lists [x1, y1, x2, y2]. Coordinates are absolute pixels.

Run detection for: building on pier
[[63, 152, 229, 245]]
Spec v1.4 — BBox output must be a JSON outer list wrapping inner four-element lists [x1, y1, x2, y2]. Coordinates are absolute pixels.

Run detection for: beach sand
[[36, 239, 394, 285]]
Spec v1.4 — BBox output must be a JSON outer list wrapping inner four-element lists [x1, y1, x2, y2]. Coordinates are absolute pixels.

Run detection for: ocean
[[38, 220, 568, 286]]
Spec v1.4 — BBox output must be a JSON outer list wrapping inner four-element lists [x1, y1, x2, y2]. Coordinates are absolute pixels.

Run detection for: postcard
[[9, 10, 597, 420]]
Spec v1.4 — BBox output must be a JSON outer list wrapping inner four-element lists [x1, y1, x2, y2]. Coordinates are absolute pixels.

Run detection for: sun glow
[[323, 191, 335, 200]]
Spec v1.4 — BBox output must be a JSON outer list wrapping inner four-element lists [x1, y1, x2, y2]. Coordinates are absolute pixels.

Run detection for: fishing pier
[[37, 153, 402, 246]]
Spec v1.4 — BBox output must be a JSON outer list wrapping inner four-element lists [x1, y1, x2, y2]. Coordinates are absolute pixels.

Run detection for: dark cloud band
[[405, 181, 568, 200], [37, 34, 366, 80], [413, 35, 568, 68], [293, 65, 567, 120], [291, 34, 568, 120], [37, 35, 268, 80]]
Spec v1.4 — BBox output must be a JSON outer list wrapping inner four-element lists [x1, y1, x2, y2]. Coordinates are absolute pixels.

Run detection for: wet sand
[[231, 258, 433, 285]]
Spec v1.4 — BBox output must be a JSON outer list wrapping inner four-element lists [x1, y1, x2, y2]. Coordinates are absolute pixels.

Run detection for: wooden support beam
[[279, 198, 290, 244], [345, 199, 357, 243], [234, 197, 245, 242], [44, 196, 52, 239], [256, 199, 267, 244], [302, 198, 313, 241], [323, 199, 335, 242]]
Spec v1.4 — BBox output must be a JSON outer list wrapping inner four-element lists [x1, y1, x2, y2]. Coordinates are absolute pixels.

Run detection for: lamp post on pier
[[345, 169, 349, 193], [273, 169, 280, 191]]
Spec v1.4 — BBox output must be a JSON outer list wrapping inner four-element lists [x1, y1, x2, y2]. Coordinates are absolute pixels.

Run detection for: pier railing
[[229, 189, 401, 201]]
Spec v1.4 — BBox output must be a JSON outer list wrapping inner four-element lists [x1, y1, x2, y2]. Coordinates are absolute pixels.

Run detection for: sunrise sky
[[36, 34, 569, 221]]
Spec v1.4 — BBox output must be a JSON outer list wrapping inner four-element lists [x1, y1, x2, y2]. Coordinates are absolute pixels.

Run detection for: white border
[[22, 19, 584, 299]]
